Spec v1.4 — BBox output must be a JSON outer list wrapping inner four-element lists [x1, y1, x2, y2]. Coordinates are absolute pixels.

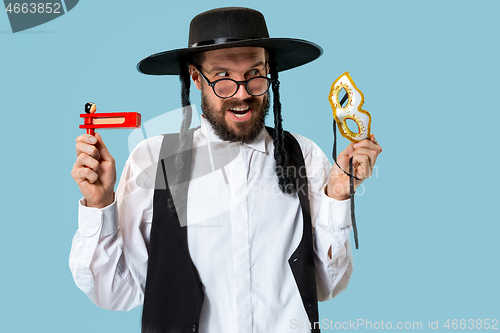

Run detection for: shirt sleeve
[[291, 133, 354, 302], [313, 185, 353, 301], [69, 136, 162, 311]]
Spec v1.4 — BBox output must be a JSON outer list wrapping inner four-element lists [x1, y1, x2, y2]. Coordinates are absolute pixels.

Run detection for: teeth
[[229, 107, 250, 119]]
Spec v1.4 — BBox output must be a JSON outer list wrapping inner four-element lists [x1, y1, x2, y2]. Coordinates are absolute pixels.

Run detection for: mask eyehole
[[338, 88, 349, 108], [346, 118, 360, 134]]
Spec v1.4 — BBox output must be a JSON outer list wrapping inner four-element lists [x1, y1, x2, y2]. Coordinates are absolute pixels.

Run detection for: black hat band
[[190, 37, 261, 48]]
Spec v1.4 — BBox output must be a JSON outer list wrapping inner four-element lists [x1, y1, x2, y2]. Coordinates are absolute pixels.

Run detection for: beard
[[201, 88, 270, 144]]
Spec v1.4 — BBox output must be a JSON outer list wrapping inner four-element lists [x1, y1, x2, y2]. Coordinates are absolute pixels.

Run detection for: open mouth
[[228, 107, 251, 119]]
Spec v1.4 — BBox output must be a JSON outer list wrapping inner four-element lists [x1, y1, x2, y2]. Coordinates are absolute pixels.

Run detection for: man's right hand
[[71, 132, 116, 208]]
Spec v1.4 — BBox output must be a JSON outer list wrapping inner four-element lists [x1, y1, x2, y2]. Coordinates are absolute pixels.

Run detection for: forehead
[[199, 47, 266, 70]]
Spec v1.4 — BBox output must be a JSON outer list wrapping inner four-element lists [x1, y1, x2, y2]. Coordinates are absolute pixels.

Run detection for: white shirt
[[69, 116, 353, 333]]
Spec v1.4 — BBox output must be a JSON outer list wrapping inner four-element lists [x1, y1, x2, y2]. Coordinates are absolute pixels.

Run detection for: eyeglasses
[[196, 67, 273, 99]]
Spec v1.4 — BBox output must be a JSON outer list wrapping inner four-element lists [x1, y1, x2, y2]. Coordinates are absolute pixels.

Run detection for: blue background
[[1, 0, 499, 332]]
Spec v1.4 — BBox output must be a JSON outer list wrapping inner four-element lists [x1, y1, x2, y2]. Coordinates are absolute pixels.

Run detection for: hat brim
[[137, 38, 323, 75]]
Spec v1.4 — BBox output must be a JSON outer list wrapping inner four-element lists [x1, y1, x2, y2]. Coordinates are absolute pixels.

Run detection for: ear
[[189, 64, 202, 90]]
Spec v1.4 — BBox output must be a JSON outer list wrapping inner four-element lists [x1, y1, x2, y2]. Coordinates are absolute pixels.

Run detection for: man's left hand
[[326, 134, 382, 200]]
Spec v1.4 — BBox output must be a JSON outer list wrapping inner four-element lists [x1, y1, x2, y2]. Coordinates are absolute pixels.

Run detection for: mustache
[[221, 96, 264, 110]]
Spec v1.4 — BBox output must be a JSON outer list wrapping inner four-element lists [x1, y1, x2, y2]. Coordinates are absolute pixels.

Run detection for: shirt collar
[[200, 116, 267, 153]]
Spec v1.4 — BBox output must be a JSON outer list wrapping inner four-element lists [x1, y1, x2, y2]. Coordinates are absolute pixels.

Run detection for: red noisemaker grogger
[[80, 102, 141, 135]]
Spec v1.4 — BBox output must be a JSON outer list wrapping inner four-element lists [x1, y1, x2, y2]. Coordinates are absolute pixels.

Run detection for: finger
[[349, 147, 378, 168], [76, 153, 100, 173], [351, 154, 372, 180], [336, 151, 352, 173], [369, 134, 383, 153], [336, 141, 358, 171], [370, 133, 380, 146], [71, 164, 99, 184], [94, 132, 115, 164], [353, 138, 383, 155], [337, 139, 374, 170], [76, 141, 101, 160], [76, 134, 98, 145]]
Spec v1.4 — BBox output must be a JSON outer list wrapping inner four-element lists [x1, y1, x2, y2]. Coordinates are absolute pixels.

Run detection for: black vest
[[141, 127, 320, 333]]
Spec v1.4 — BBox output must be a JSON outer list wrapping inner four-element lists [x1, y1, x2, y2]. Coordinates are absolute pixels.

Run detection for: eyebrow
[[207, 61, 266, 73]]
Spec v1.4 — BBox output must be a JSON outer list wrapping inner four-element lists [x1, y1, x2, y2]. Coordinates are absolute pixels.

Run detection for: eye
[[247, 69, 260, 77], [216, 71, 229, 78]]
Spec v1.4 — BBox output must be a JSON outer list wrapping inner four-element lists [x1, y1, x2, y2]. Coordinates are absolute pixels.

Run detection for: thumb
[[336, 142, 355, 172], [94, 132, 114, 162]]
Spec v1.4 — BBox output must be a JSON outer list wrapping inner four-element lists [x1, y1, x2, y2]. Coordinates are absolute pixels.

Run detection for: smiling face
[[189, 47, 270, 143]]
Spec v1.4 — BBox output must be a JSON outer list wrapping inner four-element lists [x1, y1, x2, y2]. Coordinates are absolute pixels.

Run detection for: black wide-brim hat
[[137, 7, 323, 75]]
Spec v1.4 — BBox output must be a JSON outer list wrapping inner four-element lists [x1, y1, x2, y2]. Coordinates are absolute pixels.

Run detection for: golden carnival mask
[[328, 72, 371, 142]]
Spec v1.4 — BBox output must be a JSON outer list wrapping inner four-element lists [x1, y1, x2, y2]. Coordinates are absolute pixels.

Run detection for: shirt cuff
[[318, 183, 352, 229], [78, 197, 118, 238]]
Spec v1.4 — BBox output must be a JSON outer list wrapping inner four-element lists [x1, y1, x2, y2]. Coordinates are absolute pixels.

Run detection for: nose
[[233, 80, 251, 99]]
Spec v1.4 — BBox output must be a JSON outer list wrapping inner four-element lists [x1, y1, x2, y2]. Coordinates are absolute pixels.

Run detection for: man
[[70, 7, 382, 333]]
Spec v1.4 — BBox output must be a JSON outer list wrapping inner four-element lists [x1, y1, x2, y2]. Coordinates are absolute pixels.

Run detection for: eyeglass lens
[[214, 77, 270, 98]]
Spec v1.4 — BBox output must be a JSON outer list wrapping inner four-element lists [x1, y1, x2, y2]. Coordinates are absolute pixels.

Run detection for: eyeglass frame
[[195, 66, 274, 99]]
